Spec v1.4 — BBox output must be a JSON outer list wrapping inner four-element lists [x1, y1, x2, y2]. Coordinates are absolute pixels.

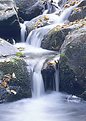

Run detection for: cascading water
[[26, 1, 82, 48], [0, 1, 86, 121], [26, 24, 57, 47], [20, 22, 26, 42], [15, 42, 58, 97], [32, 58, 46, 97], [25, 1, 83, 95]]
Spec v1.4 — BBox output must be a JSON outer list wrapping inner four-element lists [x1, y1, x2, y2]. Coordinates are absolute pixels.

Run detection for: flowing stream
[[0, 0, 86, 121], [0, 92, 86, 121]]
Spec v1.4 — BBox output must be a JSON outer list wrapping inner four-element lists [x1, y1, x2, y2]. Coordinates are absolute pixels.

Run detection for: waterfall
[[20, 23, 26, 42], [15, 43, 59, 97], [19, 1, 83, 97], [32, 58, 46, 97], [26, 2, 82, 47], [26, 57, 45, 98], [26, 24, 57, 47], [59, 3, 80, 23]]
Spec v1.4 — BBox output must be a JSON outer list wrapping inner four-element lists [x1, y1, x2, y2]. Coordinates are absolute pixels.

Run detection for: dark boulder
[[41, 60, 57, 91], [0, 0, 20, 42], [59, 27, 86, 100], [14, 0, 44, 21]]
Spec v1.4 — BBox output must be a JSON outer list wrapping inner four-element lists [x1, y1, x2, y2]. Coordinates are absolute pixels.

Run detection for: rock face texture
[[59, 27, 86, 99], [69, 4, 86, 22], [41, 58, 59, 91], [41, 27, 71, 51], [0, 59, 32, 103], [0, 0, 20, 42], [14, 0, 44, 21], [41, 63, 56, 91]]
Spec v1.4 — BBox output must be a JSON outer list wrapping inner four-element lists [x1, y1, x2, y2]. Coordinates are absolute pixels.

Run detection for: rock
[[14, 0, 44, 21], [41, 27, 71, 51], [41, 17, 86, 51], [25, 14, 71, 48], [69, 1, 86, 22], [0, 58, 32, 103], [0, 0, 20, 42], [25, 14, 51, 35], [41, 60, 56, 91], [80, 91, 86, 100], [78, 0, 86, 7], [59, 27, 86, 100], [0, 38, 18, 57]]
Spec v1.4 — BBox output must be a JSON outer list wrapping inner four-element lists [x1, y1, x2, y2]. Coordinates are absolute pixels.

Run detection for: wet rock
[[80, 91, 86, 100], [69, 1, 86, 22], [41, 17, 86, 51], [0, 38, 19, 57], [41, 27, 71, 51], [59, 27, 86, 100], [41, 61, 56, 91], [25, 14, 53, 35], [0, 58, 32, 103], [14, 0, 44, 21], [0, 0, 20, 42]]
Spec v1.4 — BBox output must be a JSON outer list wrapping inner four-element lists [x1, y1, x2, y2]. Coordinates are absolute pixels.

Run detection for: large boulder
[[41, 17, 86, 51], [59, 27, 86, 100], [14, 0, 44, 21], [41, 26, 71, 51], [0, 0, 20, 42], [0, 58, 32, 103]]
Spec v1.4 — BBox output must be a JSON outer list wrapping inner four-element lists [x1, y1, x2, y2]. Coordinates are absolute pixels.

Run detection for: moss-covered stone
[[0, 58, 32, 103], [59, 27, 86, 100], [41, 26, 71, 51]]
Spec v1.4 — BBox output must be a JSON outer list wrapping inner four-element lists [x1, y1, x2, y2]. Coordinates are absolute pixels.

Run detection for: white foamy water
[[32, 58, 46, 97], [0, 92, 86, 121]]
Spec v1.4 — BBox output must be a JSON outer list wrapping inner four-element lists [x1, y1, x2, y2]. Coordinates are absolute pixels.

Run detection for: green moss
[[16, 52, 25, 57], [0, 58, 31, 100]]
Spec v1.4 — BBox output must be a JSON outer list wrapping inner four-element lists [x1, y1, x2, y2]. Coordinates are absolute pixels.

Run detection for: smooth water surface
[[0, 92, 86, 121]]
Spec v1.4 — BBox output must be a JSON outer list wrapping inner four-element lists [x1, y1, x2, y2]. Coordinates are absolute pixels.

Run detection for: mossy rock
[[41, 26, 71, 51], [59, 27, 86, 100], [0, 58, 32, 103]]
